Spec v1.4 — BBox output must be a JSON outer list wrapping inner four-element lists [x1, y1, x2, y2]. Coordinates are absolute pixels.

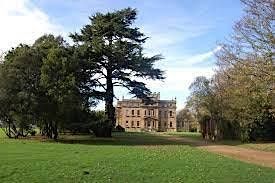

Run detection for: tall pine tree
[[70, 8, 164, 137]]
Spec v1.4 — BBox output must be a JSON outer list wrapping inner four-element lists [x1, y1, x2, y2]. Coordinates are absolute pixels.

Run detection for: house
[[115, 92, 177, 132]]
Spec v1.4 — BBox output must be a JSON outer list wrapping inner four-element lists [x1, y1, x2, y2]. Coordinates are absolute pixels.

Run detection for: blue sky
[[0, 0, 243, 110]]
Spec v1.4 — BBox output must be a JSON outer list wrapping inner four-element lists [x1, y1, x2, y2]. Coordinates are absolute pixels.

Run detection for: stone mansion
[[115, 93, 177, 132]]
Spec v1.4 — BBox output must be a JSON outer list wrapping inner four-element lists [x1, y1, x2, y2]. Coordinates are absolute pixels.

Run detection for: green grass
[[0, 129, 5, 138], [0, 132, 275, 183], [165, 131, 202, 140]]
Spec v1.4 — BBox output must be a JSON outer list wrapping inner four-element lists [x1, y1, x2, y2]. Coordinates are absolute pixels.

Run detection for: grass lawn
[[0, 131, 275, 183], [165, 131, 202, 140]]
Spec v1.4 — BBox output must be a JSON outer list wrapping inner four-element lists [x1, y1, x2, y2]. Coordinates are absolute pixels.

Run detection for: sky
[[0, 0, 244, 110]]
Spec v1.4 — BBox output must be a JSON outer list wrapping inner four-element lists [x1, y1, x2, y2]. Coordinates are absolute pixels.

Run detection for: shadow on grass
[[4, 131, 274, 148], [54, 132, 189, 146], [53, 132, 250, 147], [37, 132, 235, 147]]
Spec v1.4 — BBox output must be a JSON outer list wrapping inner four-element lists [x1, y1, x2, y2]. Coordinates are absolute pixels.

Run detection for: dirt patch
[[165, 135, 275, 169], [199, 145, 275, 169]]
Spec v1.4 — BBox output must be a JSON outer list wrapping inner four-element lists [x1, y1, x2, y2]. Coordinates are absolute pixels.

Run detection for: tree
[[0, 44, 42, 138], [71, 8, 164, 137], [0, 34, 88, 139], [176, 108, 198, 132], [39, 37, 77, 139], [37, 34, 93, 139], [184, 0, 274, 142], [215, 0, 274, 141], [187, 76, 217, 140]]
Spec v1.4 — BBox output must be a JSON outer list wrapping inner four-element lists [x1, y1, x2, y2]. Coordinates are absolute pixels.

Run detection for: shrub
[[114, 125, 125, 132], [30, 130, 36, 136], [91, 118, 113, 137], [249, 110, 275, 141]]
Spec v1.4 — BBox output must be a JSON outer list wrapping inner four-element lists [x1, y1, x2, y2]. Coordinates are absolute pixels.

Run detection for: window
[[144, 110, 147, 115], [132, 110, 134, 116], [170, 111, 173, 117], [137, 110, 140, 116], [148, 121, 151, 127], [126, 121, 129, 128], [126, 110, 129, 117], [164, 122, 167, 127], [153, 121, 155, 127], [148, 110, 151, 116], [159, 111, 162, 117], [137, 121, 140, 127], [152, 110, 154, 116], [131, 121, 134, 127], [170, 122, 172, 128]]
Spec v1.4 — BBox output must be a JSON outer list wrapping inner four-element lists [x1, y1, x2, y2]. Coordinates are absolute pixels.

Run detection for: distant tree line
[[185, 0, 274, 142], [0, 8, 164, 139]]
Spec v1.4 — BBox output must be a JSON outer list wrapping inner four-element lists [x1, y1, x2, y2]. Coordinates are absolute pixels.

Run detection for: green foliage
[[0, 44, 42, 138], [30, 129, 37, 136], [114, 125, 125, 132], [176, 108, 198, 132], [186, 1, 274, 142], [0, 35, 86, 139], [249, 110, 275, 141], [0, 8, 164, 138], [70, 8, 164, 136]]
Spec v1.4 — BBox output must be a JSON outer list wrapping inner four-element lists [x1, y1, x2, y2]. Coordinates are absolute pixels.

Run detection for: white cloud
[[144, 48, 219, 94], [141, 48, 219, 110], [182, 46, 221, 65], [148, 67, 214, 90], [166, 46, 221, 67], [0, 0, 216, 111], [107, 48, 218, 110], [141, 23, 213, 55], [0, 0, 63, 52], [146, 66, 214, 108]]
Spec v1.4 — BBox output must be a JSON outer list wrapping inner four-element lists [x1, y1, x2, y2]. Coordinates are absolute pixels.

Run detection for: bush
[[249, 110, 275, 141], [91, 118, 113, 137], [30, 130, 36, 136], [114, 125, 125, 132], [89, 111, 113, 137], [63, 123, 91, 134]]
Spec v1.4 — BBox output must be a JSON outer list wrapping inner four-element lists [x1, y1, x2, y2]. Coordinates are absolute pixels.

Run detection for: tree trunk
[[8, 122, 11, 137], [104, 69, 114, 137], [53, 121, 58, 140]]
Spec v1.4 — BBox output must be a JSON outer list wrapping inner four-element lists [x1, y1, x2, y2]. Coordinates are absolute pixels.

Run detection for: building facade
[[115, 93, 177, 132]]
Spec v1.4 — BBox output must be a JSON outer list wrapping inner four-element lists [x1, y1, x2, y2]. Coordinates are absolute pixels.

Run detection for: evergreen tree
[[70, 8, 164, 137]]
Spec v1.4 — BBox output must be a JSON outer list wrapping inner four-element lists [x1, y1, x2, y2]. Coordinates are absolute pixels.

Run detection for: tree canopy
[[185, 0, 275, 141], [0, 8, 164, 138], [70, 8, 164, 136]]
